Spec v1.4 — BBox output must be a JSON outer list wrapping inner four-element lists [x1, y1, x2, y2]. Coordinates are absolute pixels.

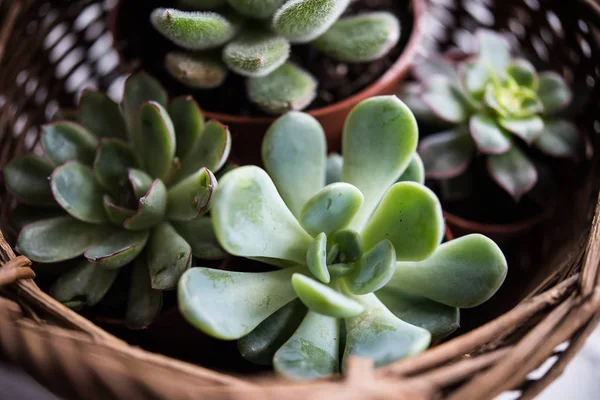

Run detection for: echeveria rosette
[[150, 0, 401, 114], [408, 29, 578, 201], [3, 73, 231, 329], [178, 96, 507, 380]]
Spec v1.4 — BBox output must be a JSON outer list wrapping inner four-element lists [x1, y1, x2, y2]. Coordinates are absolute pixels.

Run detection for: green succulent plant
[[401, 29, 578, 201], [3, 73, 232, 328], [151, 0, 401, 114], [178, 96, 507, 380]]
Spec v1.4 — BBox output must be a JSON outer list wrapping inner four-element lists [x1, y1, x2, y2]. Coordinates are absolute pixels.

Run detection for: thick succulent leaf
[[148, 222, 192, 290], [50, 162, 107, 223], [177, 121, 231, 182], [536, 72, 572, 115], [346, 240, 395, 295], [397, 83, 448, 126], [122, 73, 168, 139], [291, 274, 363, 318], [506, 59, 538, 89], [17, 216, 112, 263], [461, 59, 491, 99], [84, 230, 149, 270], [306, 233, 330, 284], [299, 183, 363, 237], [172, 216, 226, 259], [476, 29, 511, 73], [3, 155, 56, 206], [328, 263, 353, 278], [10, 205, 65, 232], [470, 113, 512, 154], [325, 153, 343, 185], [247, 63, 317, 114], [103, 195, 136, 225], [124, 180, 168, 230], [227, 0, 286, 18], [167, 168, 216, 221], [151, 8, 240, 50], [165, 52, 228, 89], [390, 234, 507, 308], [169, 96, 204, 159], [262, 111, 326, 217], [334, 229, 363, 264], [418, 127, 475, 179], [238, 299, 306, 365], [178, 266, 302, 339], [127, 168, 154, 199], [138, 101, 176, 181], [343, 293, 431, 369], [361, 182, 444, 261], [498, 115, 544, 144], [42, 122, 98, 165], [51, 260, 119, 310], [412, 55, 459, 82], [273, 311, 339, 380], [311, 12, 400, 62], [125, 259, 163, 329], [377, 288, 459, 341], [94, 139, 139, 191], [534, 119, 579, 158], [223, 29, 290, 77], [421, 76, 471, 124], [342, 96, 418, 231], [397, 154, 424, 184], [273, 0, 350, 43], [487, 146, 537, 201], [79, 90, 128, 140]]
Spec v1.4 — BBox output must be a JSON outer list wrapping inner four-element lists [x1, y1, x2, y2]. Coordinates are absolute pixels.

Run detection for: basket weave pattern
[[0, 0, 600, 399]]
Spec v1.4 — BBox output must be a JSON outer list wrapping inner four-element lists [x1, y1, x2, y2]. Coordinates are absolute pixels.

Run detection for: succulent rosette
[[3, 73, 231, 328], [403, 29, 579, 201], [178, 96, 507, 380]]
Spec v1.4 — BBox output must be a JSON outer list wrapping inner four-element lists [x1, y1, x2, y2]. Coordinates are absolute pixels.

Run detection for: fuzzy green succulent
[[177, 96, 507, 380], [3, 73, 232, 328], [151, 0, 401, 114], [401, 29, 578, 201]]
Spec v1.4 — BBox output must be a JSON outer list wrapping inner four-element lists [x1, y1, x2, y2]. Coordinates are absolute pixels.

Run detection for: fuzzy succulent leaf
[[421, 76, 472, 124], [534, 119, 579, 158], [306, 233, 330, 284], [536, 72, 572, 115], [397, 154, 425, 184], [506, 59, 538, 89], [172, 216, 226, 259], [79, 90, 128, 140], [126, 259, 163, 329], [41, 122, 98, 166], [122, 73, 168, 138], [167, 167, 216, 221], [3, 155, 56, 207], [123, 180, 168, 230], [84, 230, 149, 270], [418, 127, 475, 179], [346, 240, 395, 295], [138, 101, 176, 181], [476, 29, 510, 73], [169, 96, 205, 159], [179, 266, 302, 339], [469, 113, 512, 154], [165, 52, 228, 89], [177, 121, 231, 181], [247, 63, 317, 114], [311, 12, 400, 62], [487, 146, 538, 201], [498, 115, 544, 144], [223, 29, 290, 77], [94, 139, 140, 191], [103, 196, 136, 225], [227, 0, 287, 18], [148, 222, 192, 290], [325, 154, 343, 185]]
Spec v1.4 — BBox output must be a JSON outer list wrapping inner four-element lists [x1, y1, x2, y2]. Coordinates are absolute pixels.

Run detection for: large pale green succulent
[[151, 0, 401, 114], [3, 73, 231, 328], [178, 96, 507, 380]]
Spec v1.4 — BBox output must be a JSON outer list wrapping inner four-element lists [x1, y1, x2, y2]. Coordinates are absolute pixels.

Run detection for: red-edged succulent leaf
[[469, 113, 512, 154], [498, 115, 544, 144], [533, 119, 580, 158], [536, 72, 572, 116], [418, 127, 475, 179], [124, 179, 168, 230], [421, 76, 472, 123], [487, 146, 538, 201]]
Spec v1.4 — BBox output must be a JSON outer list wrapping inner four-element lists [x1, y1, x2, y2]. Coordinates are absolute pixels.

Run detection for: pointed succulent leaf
[[172, 216, 226, 259], [125, 259, 163, 329], [346, 240, 395, 295], [506, 59, 538, 89], [17, 216, 112, 263], [180, 0, 227, 9], [274, 311, 339, 380], [50, 162, 107, 223], [361, 182, 443, 261], [167, 168, 216, 221], [487, 146, 537, 201], [94, 139, 139, 191], [223, 29, 290, 77], [122, 73, 168, 137], [476, 29, 511, 73], [165, 51, 228, 89], [536, 72, 571, 115], [138, 101, 176, 181], [377, 288, 459, 341], [103, 195, 136, 226], [128, 168, 154, 199], [79, 90, 128, 140], [169, 96, 204, 159], [151, 9, 240, 50], [148, 222, 192, 290], [311, 12, 400, 62], [177, 121, 231, 182], [470, 113, 512, 154], [247, 62, 317, 114], [343, 293, 431, 369], [325, 153, 343, 185], [273, 0, 350, 43], [262, 111, 326, 217], [179, 266, 302, 339], [212, 166, 313, 264], [238, 299, 306, 366], [299, 183, 363, 237], [461, 59, 491, 99], [51, 260, 119, 310], [227, 0, 286, 18], [291, 274, 363, 318], [334, 229, 363, 264], [306, 233, 330, 284], [124, 180, 168, 230], [84, 230, 150, 270], [42, 122, 98, 166], [534, 119, 579, 157], [418, 127, 475, 179], [421, 76, 471, 124], [390, 234, 507, 308], [498, 115, 544, 144], [342, 96, 418, 231], [397, 82, 448, 126], [3, 155, 56, 206], [397, 154, 424, 184]]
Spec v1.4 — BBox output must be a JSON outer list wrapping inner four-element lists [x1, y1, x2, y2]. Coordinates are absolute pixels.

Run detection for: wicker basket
[[0, 0, 600, 399]]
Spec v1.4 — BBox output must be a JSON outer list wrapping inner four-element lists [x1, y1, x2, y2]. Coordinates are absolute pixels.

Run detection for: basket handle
[[0, 255, 34, 287]]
